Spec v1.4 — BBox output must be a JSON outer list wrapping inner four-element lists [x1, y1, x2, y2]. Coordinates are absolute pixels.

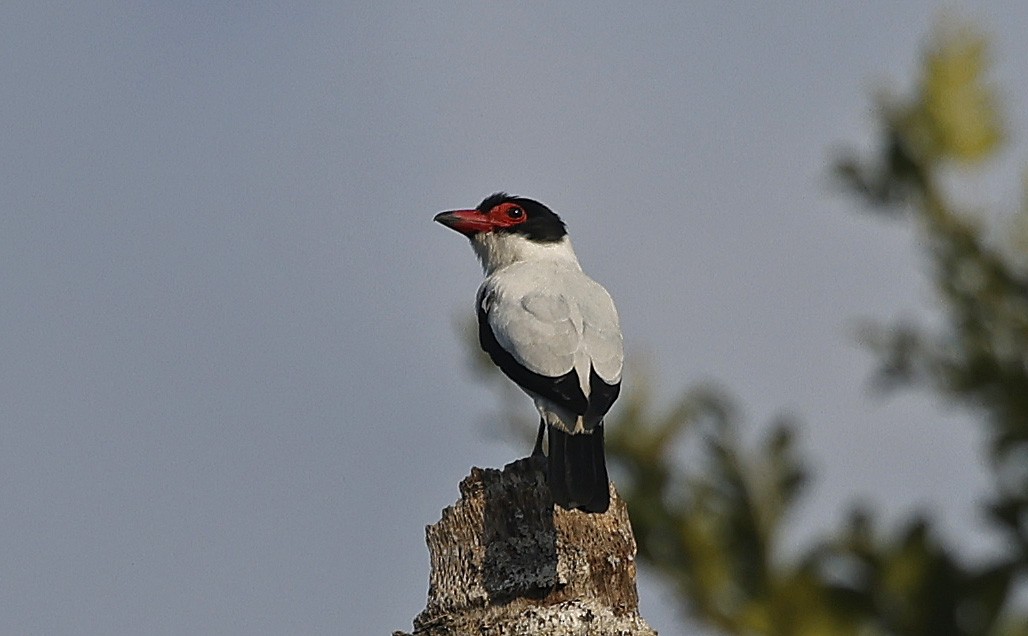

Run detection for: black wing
[[584, 366, 620, 426], [477, 301, 588, 415]]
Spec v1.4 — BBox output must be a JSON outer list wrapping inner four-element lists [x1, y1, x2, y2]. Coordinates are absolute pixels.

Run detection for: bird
[[434, 192, 623, 513]]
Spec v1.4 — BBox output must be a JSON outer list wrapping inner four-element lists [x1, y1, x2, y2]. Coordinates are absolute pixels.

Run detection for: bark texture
[[395, 456, 656, 636]]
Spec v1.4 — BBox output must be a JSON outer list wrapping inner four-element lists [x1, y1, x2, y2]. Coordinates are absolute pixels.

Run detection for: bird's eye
[[507, 207, 524, 219]]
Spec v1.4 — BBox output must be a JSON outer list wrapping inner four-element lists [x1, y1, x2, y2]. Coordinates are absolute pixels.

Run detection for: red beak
[[434, 209, 495, 236]]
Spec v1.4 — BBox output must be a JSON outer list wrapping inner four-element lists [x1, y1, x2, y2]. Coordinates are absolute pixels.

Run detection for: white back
[[479, 258, 623, 395]]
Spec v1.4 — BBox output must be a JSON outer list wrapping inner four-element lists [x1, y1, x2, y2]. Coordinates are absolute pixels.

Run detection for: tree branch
[[395, 456, 657, 635]]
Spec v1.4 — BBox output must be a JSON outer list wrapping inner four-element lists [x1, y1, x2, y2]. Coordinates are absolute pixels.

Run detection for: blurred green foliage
[[467, 20, 1028, 636]]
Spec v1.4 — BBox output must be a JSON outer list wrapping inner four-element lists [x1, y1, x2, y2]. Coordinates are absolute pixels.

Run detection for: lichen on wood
[[395, 456, 656, 636]]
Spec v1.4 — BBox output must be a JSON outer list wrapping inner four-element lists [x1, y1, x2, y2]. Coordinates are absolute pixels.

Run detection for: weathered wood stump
[[395, 455, 656, 635]]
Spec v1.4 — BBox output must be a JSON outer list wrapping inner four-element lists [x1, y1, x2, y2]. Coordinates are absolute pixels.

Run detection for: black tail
[[547, 424, 610, 513]]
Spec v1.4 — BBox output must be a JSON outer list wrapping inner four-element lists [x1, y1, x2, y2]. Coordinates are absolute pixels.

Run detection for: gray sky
[[3, 2, 1027, 634]]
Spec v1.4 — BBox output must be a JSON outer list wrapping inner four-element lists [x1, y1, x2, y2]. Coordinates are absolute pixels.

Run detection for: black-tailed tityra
[[434, 193, 623, 513]]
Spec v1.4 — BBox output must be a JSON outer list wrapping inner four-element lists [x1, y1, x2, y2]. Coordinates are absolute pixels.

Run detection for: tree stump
[[394, 455, 657, 635]]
